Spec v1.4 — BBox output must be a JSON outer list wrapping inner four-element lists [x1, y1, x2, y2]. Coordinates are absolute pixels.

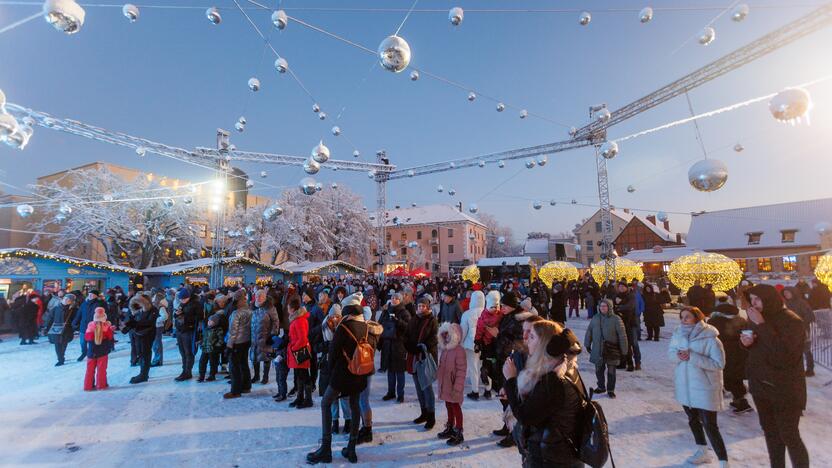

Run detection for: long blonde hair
[[517, 320, 563, 396], [94, 322, 104, 345]]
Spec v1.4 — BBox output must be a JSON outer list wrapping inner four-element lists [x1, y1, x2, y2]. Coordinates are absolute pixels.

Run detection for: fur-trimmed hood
[[438, 322, 462, 350], [341, 313, 384, 336], [129, 294, 152, 314]]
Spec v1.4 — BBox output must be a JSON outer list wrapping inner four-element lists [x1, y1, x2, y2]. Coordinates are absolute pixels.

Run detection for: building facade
[[613, 214, 684, 255], [572, 208, 634, 266], [522, 236, 580, 264]]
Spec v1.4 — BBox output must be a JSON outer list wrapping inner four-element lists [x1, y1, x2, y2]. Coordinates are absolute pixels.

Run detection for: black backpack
[[563, 376, 615, 468]]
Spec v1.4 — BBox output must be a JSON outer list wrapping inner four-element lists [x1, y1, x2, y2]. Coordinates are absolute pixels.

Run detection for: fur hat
[[485, 290, 501, 309], [341, 292, 363, 308], [546, 328, 582, 357], [93, 307, 107, 322], [501, 291, 519, 309]]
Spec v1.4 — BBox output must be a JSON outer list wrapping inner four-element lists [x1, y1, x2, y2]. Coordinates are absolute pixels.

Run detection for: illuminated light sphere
[[311, 140, 330, 163], [331, 182, 338, 189], [815, 221, 831, 235], [263, 204, 283, 221], [248, 77, 260, 91], [103, 194, 114, 202], [245, 180, 254, 189], [733, 143, 744, 152], [497, 236, 506, 245], [532, 201, 543, 210], [519, 109, 528, 119], [590, 258, 644, 284], [449, 162, 456, 169], [525, 159, 536, 169], [369, 214, 376, 221], [408, 241, 418, 248], [275, 57, 288, 73], [410, 70, 420, 81], [135, 146, 147, 157], [462, 264, 480, 283], [58, 202, 72, 215], [639, 6, 653, 23], [299, 177, 317, 195], [437, 185, 444, 193], [538, 261, 579, 286], [244, 225, 256, 237], [449, 7, 464, 26], [657, 211, 668, 223], [272, 9, 288, 29], [353, 149, 360, 158], [498, 160, 505, 168], [128, 229, 141, 238], [579, 11, 591, 26], [182, 196, 193, 205], [122, 3, 139, 22], [368, 170, 376, 179], [468, 233, 475, 240], [0, 114, 19, 140], [318, 112, 327, 121], [467, 92, 477, 102], [54, 212, 67, 223], [468, 203, 478, 214], [627, 185, 636, 193], [43, 0, 86, 34], [448, 188, 457, 196], [496, 103, 506, 112], [601, 141, 619, 159], [537, 156, 548, 167], [336, 212, 343, 219], [769, 87, 812, 125], [238, 116, 246, 125], [698, 26, 716, 45], [331, 126, 341, 136], [260, 170, 268, 178], [688, 158, 728, 192], [312, 103, 320, 113], [549, 199, 557, 206], [389, 250, 397, 257], [378, 35, 411, 73], [478, 160, 486, 168], [731, 4, 749, 22], [16, 204, 34, 218], [234, 122, 245, 133], [596, 108, 611, 123], [407, 169, 415, 177], [411, 203, 417, 207], [205, 6, 221, 25], [303, 157, 321, 175], [668, 251, 743, 291], [815, 253, 832, 287], [163, 198, 175, 208], [156, 234, 166, 242]]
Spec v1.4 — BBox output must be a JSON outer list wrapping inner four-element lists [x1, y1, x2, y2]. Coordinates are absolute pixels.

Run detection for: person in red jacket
[[84, 307, 114, 391], [287, 296, 313, 409]]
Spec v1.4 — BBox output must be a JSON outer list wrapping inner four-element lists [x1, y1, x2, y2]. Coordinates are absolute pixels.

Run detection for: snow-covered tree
[[479, 212, 517, 257], [29, 166, 204, 268], [223, 202, 308, 264]]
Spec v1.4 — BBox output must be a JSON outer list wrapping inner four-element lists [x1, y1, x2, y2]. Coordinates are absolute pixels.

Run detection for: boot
[[289, 392, 302, 407], [130, 374, 148, 384], [331, 419, 340, 435], [466, 391, 479, 401], [252, 362, 260, 384], [447, 428, 464, 446], [634, 363, 642, 371], [261, 361, 271, 385], [77, 354, 86, 362], [731, 398, 753, 414], [197, 375, 205, 383], [356, 427, 373, 445], [423, 411, 436, 430], [343, 419, 352, 435], [306, 436, 332, 464], [492, 424, 509, 436], [413, 407, 427, 424], [341, 436, 358, 463], [382, 392, 396, 401], [497, 434, 515, 447], [437, 423, 454, 439], [288, 386, 297, 397], [206, 374, 216, 382], [298, 383, 314, 408], [685, 446, 714, 465], [483, 390, 492, 400]]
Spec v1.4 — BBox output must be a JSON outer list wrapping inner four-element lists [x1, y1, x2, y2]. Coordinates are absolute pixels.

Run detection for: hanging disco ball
[[407, 170, 415, 177], [248, 77, 260, 92], [103, 194, 114, 202], [245, 180, 254, 189], [156, 234, 166, 242], [135, 146, 147, 157], [468, 203, 478, 214], [437, 185, 444, 193], [182, 196, 193, 205], [596, 108, 611, 123], [478, 160, 486, 168], [410, 70, 420, 81], [688, 158, 728, 192], [130, 229, 141, 237], [449, 162, 456, 169], [519, 109, 528, 119], [468, 233, 475, 240], [16, 204, 34, 218], [549, 199, 557, 206], [815, 221, 831, 235], [496, 103, 506, 112], [275, 57, 288, 73], [43, 0, 86, 34], [579, 11, 591, 26], [571, 199, 577, 204], [627, 185, 636, 193], [352, 150, 360, 158], [163, 198, 175, 208], [600, 141, 619, 159], [272, 9, 288, 29], [122, 3, 139, 22], [411, 203, 417, 207], [235, 122, 245, 133], [497, 236, 506, 245], [55, 212, 67, 223], [312, 103, 320, 113], [657, 211, 668, 223], [331, 182, 338, 189], [733, 143, 744, 152], [5, 126, 32, 150], [311, 140, 330, 163], [369, 214, 376, 221], [262, 207, 277, 222], [331, 126, 341, 136], [449, 7, 464, 26], [731, 4, 749, 22], [58, 202, 72, 215], [368, 170, 376, 179], [244, 225, 256, 237], [467, 92, 476, 102], [498, 160, 505, 168], [769, 88, 812, 124], [408, 241, 418, 248], [389, 250, 397, 257], [525, 159, 536, 169], [205, 6, 221, 25], [335, 212, 343, 220], [537, 156, 548, 167], [699, 27, 716, 45], [187, 248, 197, 256], [318, 112, 327, 121], [639, 7, 653, 23], [532, 201, 543, 210], [448, 188, 456, 196], [314, 182, 323, 192], [303, 157, 321, 175], [378, 35, 411, 73], [260, 170, 268, 178], [0, 114, 19, 140], [299, 177, 317, 195]]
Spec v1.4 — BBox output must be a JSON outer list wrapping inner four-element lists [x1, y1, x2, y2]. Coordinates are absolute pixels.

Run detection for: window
[[417, 231, 422, 240], [595, 222, 602, 233], [448, 228, 454, 238], [432, 245, 439, 254], [735, 259, 747, 272], [386, 233, 392, 241], [747, 232, 762, 245], [401, 232, 407, 241], [197, 224, 208, 238], [448, 245, 454, 254], [401, 247, 407, 256], [781, 230, 797, 243], [585, 240, 594, 252], [757, 258, 772, 272], [431, 229, 438, 238], [782, 255, 797, 271], [811, 255, 820, 269]]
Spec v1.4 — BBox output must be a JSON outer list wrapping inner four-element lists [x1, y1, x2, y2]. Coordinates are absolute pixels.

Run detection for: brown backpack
[[340, 322, 375, 376]]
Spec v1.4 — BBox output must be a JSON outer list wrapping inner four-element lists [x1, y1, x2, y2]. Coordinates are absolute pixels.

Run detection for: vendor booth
[[477, 256, 538, 286], [281, 260, 367, 283], [142, 257, 288, 289]]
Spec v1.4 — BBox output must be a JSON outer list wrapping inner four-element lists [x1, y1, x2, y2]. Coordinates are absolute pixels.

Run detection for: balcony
[[429, 239, 440, 245]]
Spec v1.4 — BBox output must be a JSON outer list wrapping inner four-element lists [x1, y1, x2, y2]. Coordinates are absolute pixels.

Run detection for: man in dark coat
[[549, 283, 566, 323], [808, 278, 831, 311], [687, 281, 706, 310], [438, 289, 463, 324], [174, 288, 201, 381], [783, 287, 816, 377], [123, 294, 158, 384], [701, 284, 716, 315], [707, 295, 751, 413], [379, 293, 411, 402], [614, 283, 638, 371], [72, 291, 107, 361], [741, 284, 809, 468]]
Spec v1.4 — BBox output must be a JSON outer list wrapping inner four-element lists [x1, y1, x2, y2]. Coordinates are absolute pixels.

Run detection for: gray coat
[[584, 312, 628, 366], [250, 305, 279, 361], [227, 306, 252, 347]]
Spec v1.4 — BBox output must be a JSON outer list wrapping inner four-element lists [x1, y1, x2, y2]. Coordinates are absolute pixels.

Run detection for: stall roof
[[142, 257, 289, 276], [622, 246, 699, 263], [477, 256, 536, 267], [0, 248, 141, 275], [279, 260, 367, 275]]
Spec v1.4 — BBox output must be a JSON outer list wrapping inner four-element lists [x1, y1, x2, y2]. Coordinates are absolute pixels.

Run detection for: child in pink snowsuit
[[436, 322, 467, 446], [84, 307, 114, 391]]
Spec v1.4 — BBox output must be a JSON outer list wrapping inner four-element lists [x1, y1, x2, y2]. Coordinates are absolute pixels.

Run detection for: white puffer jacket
[[460, 291, 485, 351], [668, 320, 726, 411]]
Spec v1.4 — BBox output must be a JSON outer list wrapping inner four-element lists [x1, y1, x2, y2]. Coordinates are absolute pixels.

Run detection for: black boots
[[437, 424, 454, 439], [174, 372, 192, 382], [413, 407, 428, 424], [297, 383, 314, 409], [424, 411, 436, 430], [341, 436, 358, 463], [343, 419, 351, 435], [447, 428, 464, 446], [306, 436, 332, 464], [130, 374, 148, 384], [382, 392, 396, 401], [357, 427, 373, 445], [492, 424, 509, 436], [331, 419, 340, 434]]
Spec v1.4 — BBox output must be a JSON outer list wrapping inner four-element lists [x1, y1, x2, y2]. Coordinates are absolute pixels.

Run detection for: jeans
[[79, 335, 88, 358], [753, 396, 810, 468], [683, 406, 728, 461], [274, 356, 288, 396], [627, 326, 641, 366], [321, 386, 360, 441], [594, 361, 616, 392], [331, 395, 352, 421], [412, 373, 435, 412], [176, 331, 195, 375], [151, 326, 164, 365], [359, 375, 372, 428], [387, 370, 405, 398], [465, 349, 481, 394], [230, 342, 251, 394], [199, 349, 220, 377]]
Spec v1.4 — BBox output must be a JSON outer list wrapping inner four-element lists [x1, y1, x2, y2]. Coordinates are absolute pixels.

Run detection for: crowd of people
[[1, 272, 828, 467]]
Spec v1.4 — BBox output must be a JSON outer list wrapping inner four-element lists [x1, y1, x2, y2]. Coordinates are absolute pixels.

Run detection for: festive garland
[[0, 248, 140, 275]]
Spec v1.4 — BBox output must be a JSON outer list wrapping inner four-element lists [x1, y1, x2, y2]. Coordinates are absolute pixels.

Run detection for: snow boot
[[483, 390, 492, 400], [492, 424, 509, 436], [76, 354, 86, 362], [288, 386, 297, 397], [447, 428, 464, 446], [497, 434, 515, 447], [424, 411, 436, 430], [331, 419, 340, 434], [437, 423, 454, 439], [357, 427, 373, 445], [341, 436, 358, 463], [306, 436, 332, 465], [297, 383, 314, 408], [731, 398, 753, 414], [130, 374, 148, 384], [635, 363, 642, 371], [382, 392, 396, 401], [466, 391, 479, 401], [206, 374, 216, 382], [343, 419, 352, 435], [607, 391, 617, 399], [413, 407, 428, 424], [686, 446, 714, 465], [396, 395, 404, 403], [223, 392, 241, 399]]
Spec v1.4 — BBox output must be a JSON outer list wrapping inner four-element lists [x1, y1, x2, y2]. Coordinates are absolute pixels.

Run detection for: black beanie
[[501, 291, 519, 309], [546, 329, 582, 357]]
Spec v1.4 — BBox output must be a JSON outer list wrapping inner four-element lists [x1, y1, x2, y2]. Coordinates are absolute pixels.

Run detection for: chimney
[[623, 208, 630, 214], [663, 220, 670, 231], [646, 215, 656, 225]]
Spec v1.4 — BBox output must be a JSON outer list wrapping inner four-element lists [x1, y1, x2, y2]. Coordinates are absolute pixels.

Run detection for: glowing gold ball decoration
[[814, 253, 832, 288], [462, 264, 480, 283], [590, 258, 644, 284], [538, 261, 579, 286], [668, 251, 743, 292]]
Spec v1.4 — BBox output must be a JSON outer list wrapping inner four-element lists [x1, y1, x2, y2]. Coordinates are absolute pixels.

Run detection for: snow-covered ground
[[1, 312, 831, 467]]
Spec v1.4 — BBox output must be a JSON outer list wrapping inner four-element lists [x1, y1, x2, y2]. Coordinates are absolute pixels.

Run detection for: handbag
[[47, 307, 74, 344], [415, 345, 437, 390], [292, 345, 311, 364], [599, 319, 621, 361]]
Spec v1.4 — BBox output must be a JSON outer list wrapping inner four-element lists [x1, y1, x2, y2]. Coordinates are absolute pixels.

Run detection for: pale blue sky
[[1, 0, 830, 238]]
